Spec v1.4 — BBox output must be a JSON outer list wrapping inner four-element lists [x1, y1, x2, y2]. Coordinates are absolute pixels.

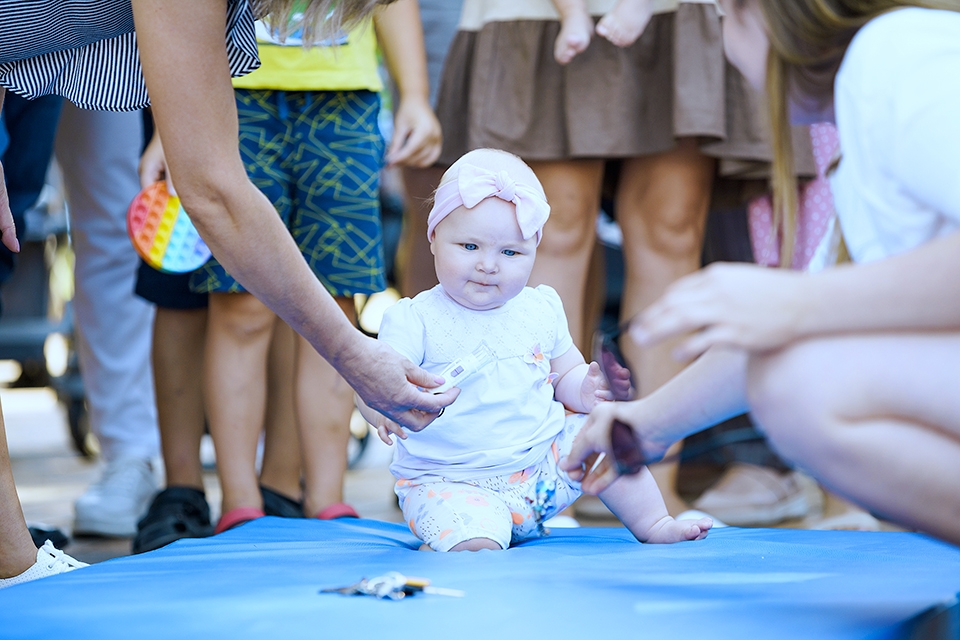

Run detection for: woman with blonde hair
[[0, 0, 455, 586], [562, 0, 960, 545]]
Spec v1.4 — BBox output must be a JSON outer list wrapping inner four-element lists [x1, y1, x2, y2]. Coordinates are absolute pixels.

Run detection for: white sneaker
[[0, 541, 88, 589], [74, 456, 158, 537]]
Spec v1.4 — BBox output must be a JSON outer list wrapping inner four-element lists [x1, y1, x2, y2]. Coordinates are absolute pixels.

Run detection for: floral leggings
[[395, 413, 586, 552]]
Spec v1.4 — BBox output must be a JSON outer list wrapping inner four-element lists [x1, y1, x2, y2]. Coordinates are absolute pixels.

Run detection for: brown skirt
[[436, 3, 815, 176]]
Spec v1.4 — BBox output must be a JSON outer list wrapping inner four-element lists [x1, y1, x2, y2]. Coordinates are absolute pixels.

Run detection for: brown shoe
[[692, 463, 823, 526]]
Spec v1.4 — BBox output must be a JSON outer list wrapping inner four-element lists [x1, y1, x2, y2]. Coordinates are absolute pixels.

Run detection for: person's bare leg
[[527, 159, 605, 352], [599, 465, 712, 542], [616, 139, 715, 514], [748, 333, 960, 546], [297, 297, 357, 517], [0, 403, 39, 578], [153, 307, 208, 489], [259, 319, 301, 499], [204, 292, 275, 514], [397, 166, 443, 298]]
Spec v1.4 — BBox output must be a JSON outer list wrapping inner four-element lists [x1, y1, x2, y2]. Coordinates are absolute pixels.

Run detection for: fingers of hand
[[581, 456, 617, 495], [377, 425, 394, 445]]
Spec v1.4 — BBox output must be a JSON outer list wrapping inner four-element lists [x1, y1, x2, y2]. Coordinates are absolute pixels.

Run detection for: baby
[[552, 0, 653, 64], [359, 148, 711, 552]]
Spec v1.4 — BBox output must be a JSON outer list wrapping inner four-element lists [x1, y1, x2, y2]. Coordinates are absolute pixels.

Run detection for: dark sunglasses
[[593, 319, 762, 476]]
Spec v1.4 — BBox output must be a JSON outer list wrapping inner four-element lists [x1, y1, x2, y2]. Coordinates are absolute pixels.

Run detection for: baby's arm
[[596, 0, 654, 48], [599, 466, 713, 543], [356, 394, 408, 445], [551, 0, 594, 64], [551, 346, 610, 413]]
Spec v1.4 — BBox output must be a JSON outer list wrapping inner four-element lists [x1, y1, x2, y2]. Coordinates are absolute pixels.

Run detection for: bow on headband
[[426, 164, 551, 245]]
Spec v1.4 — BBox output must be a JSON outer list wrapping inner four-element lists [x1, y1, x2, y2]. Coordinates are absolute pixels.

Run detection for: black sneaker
[[260, 485, 304, 518], [132, 486, 213, 554]]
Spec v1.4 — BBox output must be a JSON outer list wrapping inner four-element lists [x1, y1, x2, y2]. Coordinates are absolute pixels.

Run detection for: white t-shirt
[[378, 284, 575, 482], [831, 8, 960, 263]]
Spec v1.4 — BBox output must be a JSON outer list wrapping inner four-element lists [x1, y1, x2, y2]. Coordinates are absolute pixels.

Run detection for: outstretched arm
[[562, 346, 748, 494], [374, 0, 442, 168], [131, 0, 455, 428], [636, 231, 960, 360]]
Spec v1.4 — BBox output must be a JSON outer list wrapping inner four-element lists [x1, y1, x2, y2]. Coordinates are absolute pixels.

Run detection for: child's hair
[[254, 0, 398, 43], [744, 0, 960, 267]]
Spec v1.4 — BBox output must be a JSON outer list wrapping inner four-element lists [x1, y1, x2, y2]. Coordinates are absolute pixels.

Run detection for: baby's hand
[[596, 0, 653, 48], [579, 361, 612, 410], [554, 9, 594, 64], [375, 414, 408, 446]]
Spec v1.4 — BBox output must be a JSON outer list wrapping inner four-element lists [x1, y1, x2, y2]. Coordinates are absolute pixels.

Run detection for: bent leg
[[296, 297, 357, 518], [396, 480, 511, 552], [748, 332, 960, 545], [260, 319, 302, 502], [153, 306, 208, 489], [527, 159, 605, 350], [616, 140, 715, 514], [204, 292, 275, 513]]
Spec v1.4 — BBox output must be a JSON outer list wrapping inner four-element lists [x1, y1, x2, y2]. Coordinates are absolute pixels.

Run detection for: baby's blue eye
[[502, 249, 518, 257], [463, 243, 478, 251]]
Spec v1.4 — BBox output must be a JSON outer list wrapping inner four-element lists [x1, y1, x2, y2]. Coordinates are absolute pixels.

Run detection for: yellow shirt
[[232, 19, 383, 92]]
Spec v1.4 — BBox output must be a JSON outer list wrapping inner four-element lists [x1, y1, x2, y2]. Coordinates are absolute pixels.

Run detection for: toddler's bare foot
[[643, 515, 713, 543], [596, 0, 653, 47], [418, 543, 435, 552], [554, 8, 594, 64]]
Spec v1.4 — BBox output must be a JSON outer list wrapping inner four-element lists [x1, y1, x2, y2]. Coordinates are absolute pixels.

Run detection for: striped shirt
[[0, 0, 260, 111]]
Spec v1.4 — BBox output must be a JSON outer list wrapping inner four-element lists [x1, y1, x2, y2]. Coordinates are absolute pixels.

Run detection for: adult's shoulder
[[840, 8, 960, 91]]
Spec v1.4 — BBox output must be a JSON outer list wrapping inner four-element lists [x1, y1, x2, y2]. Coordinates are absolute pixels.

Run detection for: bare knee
[[210, 293, 275, 342], [746, 340, 836, 461], [448, 538, 503, 552]]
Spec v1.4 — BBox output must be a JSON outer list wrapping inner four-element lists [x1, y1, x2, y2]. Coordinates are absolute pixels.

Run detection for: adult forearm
[[374, 0, 429, 101], [799, 231, 960, 336], [133, 0, 362, 364], [636, 347, 749, 447]]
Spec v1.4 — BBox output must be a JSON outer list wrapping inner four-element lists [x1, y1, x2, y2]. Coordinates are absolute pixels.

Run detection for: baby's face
[[431, 197, 537, 311]]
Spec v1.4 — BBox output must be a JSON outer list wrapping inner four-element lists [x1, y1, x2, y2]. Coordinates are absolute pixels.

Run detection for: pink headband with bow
[[426, 164, 551, 245]]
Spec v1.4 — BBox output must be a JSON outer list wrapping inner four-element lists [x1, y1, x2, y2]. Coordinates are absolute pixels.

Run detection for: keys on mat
[[321, 572, 465, 600]]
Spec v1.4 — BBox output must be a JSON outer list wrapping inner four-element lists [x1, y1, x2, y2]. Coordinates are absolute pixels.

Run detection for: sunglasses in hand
[[593, 320, 763, 477]]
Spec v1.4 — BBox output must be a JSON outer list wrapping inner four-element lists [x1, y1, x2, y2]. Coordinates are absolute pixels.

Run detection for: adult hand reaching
[[633, 262, 812, 361], [560, 401, 673, 495], [343, 336, 459, 431]]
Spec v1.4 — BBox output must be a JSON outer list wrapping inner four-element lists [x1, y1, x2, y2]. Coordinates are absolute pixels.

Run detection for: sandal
[[133, 487, 214, 554], [260, 485, 304, 518], [214, 506, 265, 534], [315, 503, 360, 520]]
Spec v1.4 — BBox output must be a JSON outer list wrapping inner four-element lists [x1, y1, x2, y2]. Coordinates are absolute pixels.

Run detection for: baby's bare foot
[[596, 0, 653, 47], [644, 515, 713, 543], [554, 8, 594, 64]]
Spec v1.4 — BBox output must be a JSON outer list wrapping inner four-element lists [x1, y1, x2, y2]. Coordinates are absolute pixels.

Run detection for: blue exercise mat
[[1, 518, 958, 639]]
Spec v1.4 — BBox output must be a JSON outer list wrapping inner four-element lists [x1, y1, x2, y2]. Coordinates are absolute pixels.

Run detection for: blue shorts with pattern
[[190, 88, 386, 297]]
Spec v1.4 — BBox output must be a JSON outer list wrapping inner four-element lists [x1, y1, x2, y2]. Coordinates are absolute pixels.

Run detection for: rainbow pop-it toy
[[127, 181, 211, 273]]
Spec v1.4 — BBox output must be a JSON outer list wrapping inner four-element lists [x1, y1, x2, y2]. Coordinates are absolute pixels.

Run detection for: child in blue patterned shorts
[[359, 148, 713, 552], [141, 2, 443, 533]]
